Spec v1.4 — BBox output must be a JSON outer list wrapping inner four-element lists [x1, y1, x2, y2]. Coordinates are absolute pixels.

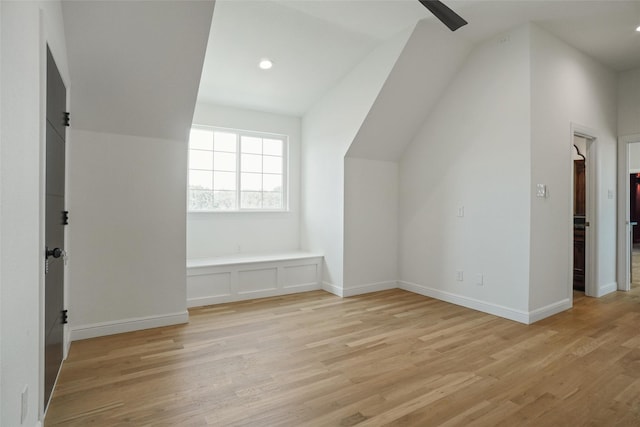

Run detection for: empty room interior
[[3, 0, 640, 425]]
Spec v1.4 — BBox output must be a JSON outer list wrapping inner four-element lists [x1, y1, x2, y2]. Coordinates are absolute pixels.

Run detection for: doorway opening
[[617, 134, 640, 292], [572, 136, 588, 292], [627, 142, 640, 289]]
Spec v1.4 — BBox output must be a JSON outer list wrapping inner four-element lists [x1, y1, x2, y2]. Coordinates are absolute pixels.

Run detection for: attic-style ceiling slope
[[347, 19, 472, 161], [62, 0, 214, 141], [199, 0, 640, 118]]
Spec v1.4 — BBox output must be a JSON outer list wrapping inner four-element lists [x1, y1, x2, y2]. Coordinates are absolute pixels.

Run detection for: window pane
[[241, 191, 262, 209], [214, 152, 236, 172], [213, 191, 237, 210], [189, 128, 213, 151], [241, 154, 262, 173], [213, 171, 236, 191], [263, 174, 282, 192], [263, 191, 282, 209], [214, 132, 236, 152], [189, 170, 213, 190], [263, 155, 282, 174], [189, 149, 213, 170], [241, 136, 262, 154], [189, 189, 214, 211], [241, 172, 262, 191], [263, 139, 282, 156]]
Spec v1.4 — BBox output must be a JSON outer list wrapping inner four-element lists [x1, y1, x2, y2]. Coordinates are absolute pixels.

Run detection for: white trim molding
[[71, 311, 189, 341], [322, 281, 343, 297], [399, 281, 530, 324], [342, 281, 398, 297], [595, 282, 617, 297], [528, 299, 572, 324]]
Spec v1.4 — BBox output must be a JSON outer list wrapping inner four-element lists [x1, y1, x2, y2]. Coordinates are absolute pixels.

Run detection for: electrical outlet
[[21, 385, 28, 424], [536, 184, 547, 198], [456, 271, 463, 281], [476, 273, 484, 286], [457, 206, 464, 217]]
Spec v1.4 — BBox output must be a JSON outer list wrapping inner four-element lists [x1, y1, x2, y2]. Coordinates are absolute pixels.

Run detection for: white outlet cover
[[536, 184, 546, 198]]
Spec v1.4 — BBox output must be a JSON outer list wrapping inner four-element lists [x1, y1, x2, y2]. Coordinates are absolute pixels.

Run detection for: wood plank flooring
[[46, 288, 640, 426]]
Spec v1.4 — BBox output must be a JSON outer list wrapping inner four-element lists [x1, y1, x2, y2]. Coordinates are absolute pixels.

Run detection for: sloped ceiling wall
[[346, 19, 472, 161], [62, 0, 215, 141]]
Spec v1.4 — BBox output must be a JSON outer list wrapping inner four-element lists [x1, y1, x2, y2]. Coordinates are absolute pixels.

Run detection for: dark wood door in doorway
[[44, 46, 67, 409], [573, 159, 586, 291]]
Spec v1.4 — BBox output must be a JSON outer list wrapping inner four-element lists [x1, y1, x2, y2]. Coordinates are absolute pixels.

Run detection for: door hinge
[[63, 210, 69, 225], [61, 310, 68, 324], [64, 112, 70, 127]]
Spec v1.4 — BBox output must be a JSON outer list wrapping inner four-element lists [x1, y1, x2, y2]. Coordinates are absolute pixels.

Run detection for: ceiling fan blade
[[418, 0, 468, 31]]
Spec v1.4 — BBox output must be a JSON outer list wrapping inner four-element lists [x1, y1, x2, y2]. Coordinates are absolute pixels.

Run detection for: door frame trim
[[617, 133, 640, 292], [570, 123, 598, 298]]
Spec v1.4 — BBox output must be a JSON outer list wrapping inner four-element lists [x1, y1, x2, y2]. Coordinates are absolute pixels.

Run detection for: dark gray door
[[44, 46, 67, 409]]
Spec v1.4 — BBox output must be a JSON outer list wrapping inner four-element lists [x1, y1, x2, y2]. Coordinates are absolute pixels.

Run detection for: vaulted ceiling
[[199, 0, 640, 117]]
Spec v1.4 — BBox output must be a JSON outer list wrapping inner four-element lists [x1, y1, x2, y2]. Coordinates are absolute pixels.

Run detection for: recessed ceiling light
[[258, 59, 273, 70]]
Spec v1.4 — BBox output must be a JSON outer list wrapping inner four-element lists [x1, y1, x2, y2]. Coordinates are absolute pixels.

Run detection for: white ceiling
[[198, 0, 640, 117]]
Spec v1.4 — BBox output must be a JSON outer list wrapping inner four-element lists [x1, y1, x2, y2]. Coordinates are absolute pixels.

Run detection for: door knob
[[46, 247, 63, 259]]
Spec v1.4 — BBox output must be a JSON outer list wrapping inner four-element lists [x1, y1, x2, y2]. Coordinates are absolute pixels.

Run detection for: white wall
[[399, 25, 532, 319], [343, 158, 398, 293], [68, 129, 188, 336], [341, 20, 471, 296], [1, 1, 69, 425], [618, 68, 640, 137], [529, 24, 618, 307], [301, 27, 411, 291], [188, 103, 301, 258]]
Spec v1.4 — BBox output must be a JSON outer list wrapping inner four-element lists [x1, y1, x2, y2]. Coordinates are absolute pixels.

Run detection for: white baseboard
[[398, 281, 529, 324], [322, 281, 343, 297], [71, 311, 189, 341], [528, 298, 572, 323], [596, 282, 617, 297], [342, 280, 398, 297]]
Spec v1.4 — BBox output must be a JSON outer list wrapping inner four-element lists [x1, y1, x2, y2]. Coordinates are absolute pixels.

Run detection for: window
[[188, 126, 287, 212]]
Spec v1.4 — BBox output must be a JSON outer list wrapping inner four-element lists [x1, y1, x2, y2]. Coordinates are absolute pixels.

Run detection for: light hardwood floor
[[46, 288, 640, 426], [633, 249, 640, 289]]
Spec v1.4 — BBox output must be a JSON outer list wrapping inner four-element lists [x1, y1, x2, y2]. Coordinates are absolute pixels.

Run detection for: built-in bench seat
[[186, 252, 323, 307]]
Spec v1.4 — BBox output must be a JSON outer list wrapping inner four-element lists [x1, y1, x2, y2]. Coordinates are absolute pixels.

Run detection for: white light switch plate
[[536, 184, 547, 198]]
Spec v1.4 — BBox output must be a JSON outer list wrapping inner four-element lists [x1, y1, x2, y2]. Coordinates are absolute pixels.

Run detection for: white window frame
[[188, 125, 289, 213]]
